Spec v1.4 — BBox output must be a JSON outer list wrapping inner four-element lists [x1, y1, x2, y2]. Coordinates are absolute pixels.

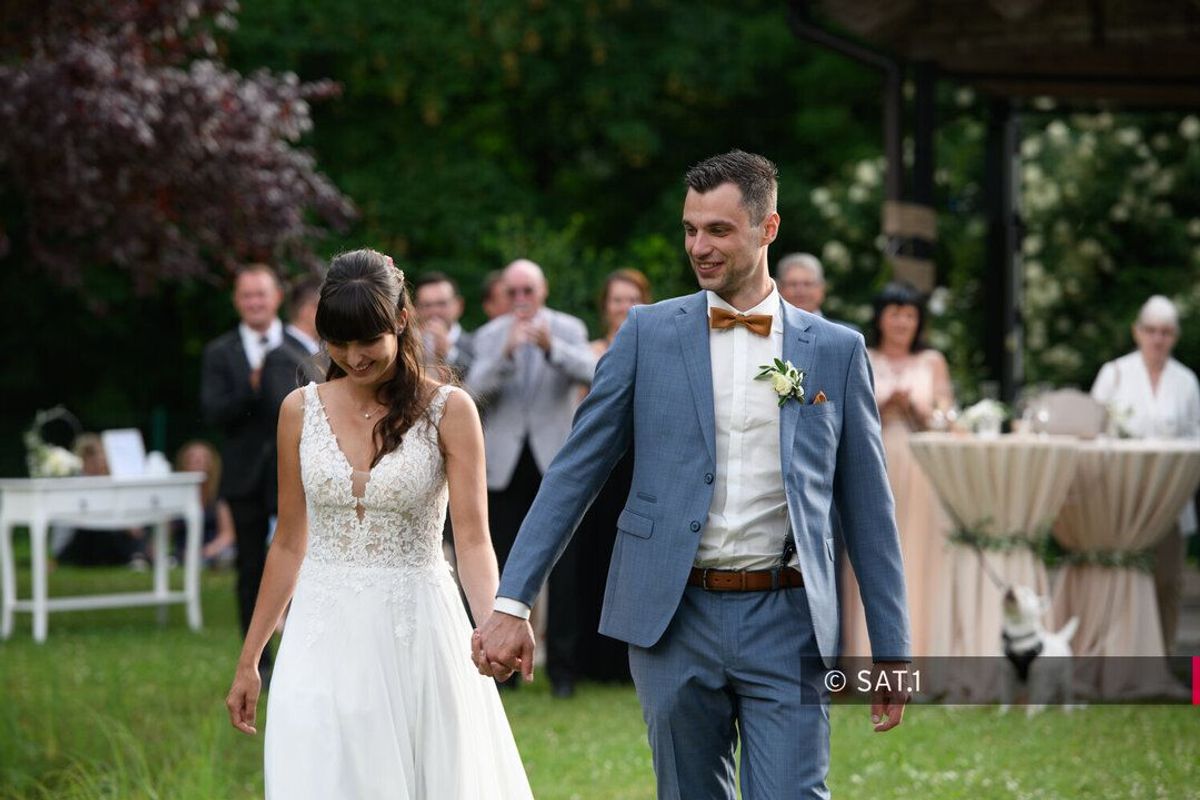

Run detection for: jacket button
[[704, 473, 714, 484], [690, 520, 702, 532]]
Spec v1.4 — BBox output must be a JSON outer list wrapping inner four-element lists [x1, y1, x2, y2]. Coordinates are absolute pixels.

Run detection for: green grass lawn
[[2, 564, 1198, 799]]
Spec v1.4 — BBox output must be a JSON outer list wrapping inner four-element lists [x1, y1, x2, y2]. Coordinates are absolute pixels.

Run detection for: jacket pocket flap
[[617, 508, 654, 539]]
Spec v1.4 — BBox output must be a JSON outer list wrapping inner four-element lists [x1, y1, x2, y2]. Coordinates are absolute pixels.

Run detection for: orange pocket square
[[812, 391, 828, 405]]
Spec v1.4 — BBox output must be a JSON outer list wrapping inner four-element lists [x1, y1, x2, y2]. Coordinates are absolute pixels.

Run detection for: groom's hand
[[869, 661, 911, 733], [478, 611, 536, 682]]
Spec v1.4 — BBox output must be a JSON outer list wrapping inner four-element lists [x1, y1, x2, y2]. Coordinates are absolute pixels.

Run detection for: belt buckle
[[701, 568, 713, 590]]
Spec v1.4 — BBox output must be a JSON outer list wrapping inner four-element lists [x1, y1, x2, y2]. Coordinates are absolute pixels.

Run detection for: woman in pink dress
[[842, 281, 954, 656]]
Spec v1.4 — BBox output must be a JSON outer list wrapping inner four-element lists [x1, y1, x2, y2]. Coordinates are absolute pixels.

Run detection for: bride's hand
[[226, 663, 262, 735], [472, 629, 516, 681]]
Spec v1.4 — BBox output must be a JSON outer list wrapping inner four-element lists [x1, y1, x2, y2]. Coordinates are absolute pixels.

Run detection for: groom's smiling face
[[682, 182, 777, 302]]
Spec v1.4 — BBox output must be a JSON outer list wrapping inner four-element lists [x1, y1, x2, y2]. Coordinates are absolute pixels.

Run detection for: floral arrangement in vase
[[960, 399, 1009, 436]]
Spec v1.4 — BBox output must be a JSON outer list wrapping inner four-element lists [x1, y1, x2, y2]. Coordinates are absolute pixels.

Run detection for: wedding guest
[[776, 253, 826, 314], [465, 258, 597, 696], [842, 281, 953, 656], [1091, 295, 1200, 652], [480, 270, 511, 320], [776, 251, 859, 333], [200, 263, 286, 681], [413, 271, 474, 378], [262, 276, 326, 421], [262, 276, 327, 483], [573, 268, 652, 683], [413, 270, 476, 580], [55, 434, 146, 566], [173, 440, 236, 567]]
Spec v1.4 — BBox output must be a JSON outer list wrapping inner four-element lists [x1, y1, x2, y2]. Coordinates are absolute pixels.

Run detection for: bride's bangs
[[316, 280, 397, 344]]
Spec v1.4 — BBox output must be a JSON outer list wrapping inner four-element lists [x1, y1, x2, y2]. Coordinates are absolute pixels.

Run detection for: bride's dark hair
[[315, 248, 436, 467]]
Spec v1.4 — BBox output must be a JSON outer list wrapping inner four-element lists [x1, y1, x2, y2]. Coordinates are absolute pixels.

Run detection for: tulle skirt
[[264, 561, 533, 799]]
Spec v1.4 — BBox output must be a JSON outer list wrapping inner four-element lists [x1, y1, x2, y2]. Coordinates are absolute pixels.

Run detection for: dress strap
[[427, 384, 458, 427], [300, 381, 323, 427]]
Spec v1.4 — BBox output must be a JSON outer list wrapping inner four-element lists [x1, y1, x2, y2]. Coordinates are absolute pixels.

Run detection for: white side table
[[0, 474, 205, 642]]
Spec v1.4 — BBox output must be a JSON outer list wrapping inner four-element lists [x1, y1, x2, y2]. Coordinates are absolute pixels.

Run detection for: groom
[[477, 150, 911, 798]]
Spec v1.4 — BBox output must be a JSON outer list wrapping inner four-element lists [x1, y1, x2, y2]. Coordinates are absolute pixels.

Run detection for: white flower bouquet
[[961, 398, 1008, 436], [24, 407, 83, 478]]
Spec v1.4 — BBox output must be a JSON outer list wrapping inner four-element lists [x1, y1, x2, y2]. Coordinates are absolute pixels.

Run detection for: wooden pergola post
[[983, 98, 1023, 402]]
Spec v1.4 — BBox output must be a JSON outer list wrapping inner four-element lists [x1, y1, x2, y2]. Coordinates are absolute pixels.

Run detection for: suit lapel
[[779, 302, 816, 464], [674, 292, 717, 464]]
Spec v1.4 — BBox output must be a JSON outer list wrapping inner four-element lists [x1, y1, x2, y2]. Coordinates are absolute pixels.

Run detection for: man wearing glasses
[[413, 271, 475, 379], [466, 258, 597, 696]]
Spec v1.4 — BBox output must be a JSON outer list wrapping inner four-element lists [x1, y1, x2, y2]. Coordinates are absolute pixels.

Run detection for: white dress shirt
[[1092, 351, 1200, 534], [238, 318, 284, 370], [493, 284, 796, 620], [286, 323, 320, 356], [696, 285, 795, 570]]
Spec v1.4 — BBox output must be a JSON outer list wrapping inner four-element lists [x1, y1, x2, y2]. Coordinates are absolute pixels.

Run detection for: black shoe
[[551, 678, 576, 699]]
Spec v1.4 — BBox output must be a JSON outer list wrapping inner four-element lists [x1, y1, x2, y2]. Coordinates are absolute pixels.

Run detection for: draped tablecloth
[[908, 433, 1081, 700], [1050, 438, 1200, 698]]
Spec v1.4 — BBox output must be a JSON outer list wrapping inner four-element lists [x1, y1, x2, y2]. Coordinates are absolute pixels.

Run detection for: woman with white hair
[[1091, 294, 1200, 652]]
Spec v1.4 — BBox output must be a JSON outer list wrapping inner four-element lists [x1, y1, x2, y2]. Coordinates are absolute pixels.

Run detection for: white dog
[[999, 585, 1081, 716]]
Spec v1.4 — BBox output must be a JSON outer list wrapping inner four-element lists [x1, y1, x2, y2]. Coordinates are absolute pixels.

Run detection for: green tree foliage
[[7, 0, 1197, 476], [225, 0, 884, 328]]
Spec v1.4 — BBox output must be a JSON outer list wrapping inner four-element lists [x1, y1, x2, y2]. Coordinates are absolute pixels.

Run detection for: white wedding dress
[[264, 383, 532, 799]]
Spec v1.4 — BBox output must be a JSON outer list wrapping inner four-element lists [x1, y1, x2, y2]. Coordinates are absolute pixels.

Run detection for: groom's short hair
[[684, 150, 778, 226]]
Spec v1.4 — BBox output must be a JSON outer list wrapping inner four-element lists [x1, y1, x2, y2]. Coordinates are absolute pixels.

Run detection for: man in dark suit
[[262, 276, 326, 418], [413, 271, 475, 379], [261, 276, 327, 518], [200, 263, 293, 680]]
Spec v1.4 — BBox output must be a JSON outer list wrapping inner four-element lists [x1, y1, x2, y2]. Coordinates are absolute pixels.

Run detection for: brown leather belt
[[687, 566, 804, 592]]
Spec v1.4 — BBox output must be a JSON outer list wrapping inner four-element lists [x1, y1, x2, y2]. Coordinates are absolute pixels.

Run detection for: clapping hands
[[503, 319, 551, 358]]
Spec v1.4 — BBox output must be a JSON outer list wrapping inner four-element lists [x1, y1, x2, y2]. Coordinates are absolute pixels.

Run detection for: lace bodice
[[300, 382, 455, 570]]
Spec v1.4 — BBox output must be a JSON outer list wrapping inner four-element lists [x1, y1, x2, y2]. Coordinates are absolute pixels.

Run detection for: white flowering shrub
[[1019, 111, 1200, 387], [798, 94, 1200, 396]]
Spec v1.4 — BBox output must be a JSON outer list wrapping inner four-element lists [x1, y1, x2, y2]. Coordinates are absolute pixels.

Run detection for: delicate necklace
[[360, 403, 386, 419]]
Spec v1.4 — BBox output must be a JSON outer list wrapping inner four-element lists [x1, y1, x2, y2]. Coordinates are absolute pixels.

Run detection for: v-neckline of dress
[[312, 384, 383, 504]]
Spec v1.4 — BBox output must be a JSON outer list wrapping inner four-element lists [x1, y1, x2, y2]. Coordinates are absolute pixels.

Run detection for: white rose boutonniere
[[756, 358, 806, 407]]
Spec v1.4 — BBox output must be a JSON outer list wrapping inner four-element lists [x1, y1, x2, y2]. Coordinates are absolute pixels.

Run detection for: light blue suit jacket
[[497, 291, 911, 666]]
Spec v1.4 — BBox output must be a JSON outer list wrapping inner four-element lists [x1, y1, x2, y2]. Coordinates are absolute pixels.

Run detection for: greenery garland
[[949, 523, 1154, 572], [1054, 548, 1156, 572]]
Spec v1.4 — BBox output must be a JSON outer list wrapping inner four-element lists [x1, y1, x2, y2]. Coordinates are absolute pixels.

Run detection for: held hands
[[869, 661, 911, 733], [472, 613, 536, 683], [226, 662, 262, 735]]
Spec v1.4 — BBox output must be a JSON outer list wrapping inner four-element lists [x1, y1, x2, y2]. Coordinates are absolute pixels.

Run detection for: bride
[[225, 249, 532, 799]]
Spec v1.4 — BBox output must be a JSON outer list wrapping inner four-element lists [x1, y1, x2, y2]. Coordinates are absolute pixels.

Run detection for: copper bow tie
[[709, 306, 772, 337]]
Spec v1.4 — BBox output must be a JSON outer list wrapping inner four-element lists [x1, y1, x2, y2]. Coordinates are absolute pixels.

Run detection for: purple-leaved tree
[[0, 0, 356, 290]]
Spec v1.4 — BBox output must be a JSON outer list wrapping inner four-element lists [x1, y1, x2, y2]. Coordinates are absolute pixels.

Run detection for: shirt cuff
[[492, 597, 532, 619]]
